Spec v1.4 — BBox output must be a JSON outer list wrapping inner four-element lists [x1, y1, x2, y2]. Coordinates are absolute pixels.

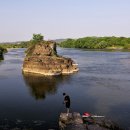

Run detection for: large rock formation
[[59, 112, 86, 130], [22, 41, 78, 75]]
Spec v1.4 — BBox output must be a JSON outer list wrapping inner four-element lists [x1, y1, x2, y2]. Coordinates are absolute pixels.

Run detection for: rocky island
[[22, 41, 78, 75]]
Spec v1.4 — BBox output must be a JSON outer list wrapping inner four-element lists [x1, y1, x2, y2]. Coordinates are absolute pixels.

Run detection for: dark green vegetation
[[1, 35, 130, 51], [0, 46, 7, 61], [0, 54, 3, 61], [59, 37, 130, 50], [0, 41, 29, 49], [0, 34, 44, 49], [31, 34, 44, 43], [0, 46, 7, 53]]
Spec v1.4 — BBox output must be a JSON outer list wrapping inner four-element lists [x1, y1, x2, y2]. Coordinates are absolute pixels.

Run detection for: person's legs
[[67, 108, 69, 114], [66, 103, 70, 116]]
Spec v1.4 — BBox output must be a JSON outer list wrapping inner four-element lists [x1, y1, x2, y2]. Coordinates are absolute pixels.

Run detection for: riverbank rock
[[59, 112, 124, 130], [83, 116, 123, 130], [0, 48, 3, 56], [22, 41, 78, 75], [0, 49, 4, 61], [59, 112, 86, 130], [0, 119, 57, 130]]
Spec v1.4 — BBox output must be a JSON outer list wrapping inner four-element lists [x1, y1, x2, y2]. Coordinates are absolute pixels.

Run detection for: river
[[0, 48, 130, 130]]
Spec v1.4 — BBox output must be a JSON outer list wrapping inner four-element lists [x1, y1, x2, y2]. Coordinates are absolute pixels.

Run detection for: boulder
[[59, 112, 124, 130], [22, 41, 78, 75], [83, 116, 124, 130], [59, 112, 86, 130]]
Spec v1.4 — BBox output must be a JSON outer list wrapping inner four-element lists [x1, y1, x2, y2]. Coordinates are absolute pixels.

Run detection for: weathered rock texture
[[59, 112, 86, 130], [83, 116, 123, 130], [59, 112, 123, 130], [22, 41, 78, 75]]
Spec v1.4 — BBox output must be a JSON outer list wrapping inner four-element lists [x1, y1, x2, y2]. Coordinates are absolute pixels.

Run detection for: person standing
[[63, 93, 70, 115]]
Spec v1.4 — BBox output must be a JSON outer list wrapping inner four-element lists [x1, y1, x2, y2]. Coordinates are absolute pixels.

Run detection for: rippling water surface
[[0, 48, 130, 129]]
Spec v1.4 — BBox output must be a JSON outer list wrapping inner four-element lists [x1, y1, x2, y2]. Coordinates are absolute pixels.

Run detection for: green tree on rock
[[30, 34, 44, 45], [33, 34, 44, 42]]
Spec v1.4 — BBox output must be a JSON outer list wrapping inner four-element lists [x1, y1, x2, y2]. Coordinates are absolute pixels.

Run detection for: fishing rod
[[82, 112, 105, 118]]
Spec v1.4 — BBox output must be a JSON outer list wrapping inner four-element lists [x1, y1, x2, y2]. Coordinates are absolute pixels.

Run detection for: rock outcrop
[[0, 48, 4, 61], [59, 112, 123, 130], [22, 41, 78, 75], [59, 112, 86, 130]]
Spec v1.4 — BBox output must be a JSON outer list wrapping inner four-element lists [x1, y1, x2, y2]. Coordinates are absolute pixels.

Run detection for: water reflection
[[23, 73, 71, 100]]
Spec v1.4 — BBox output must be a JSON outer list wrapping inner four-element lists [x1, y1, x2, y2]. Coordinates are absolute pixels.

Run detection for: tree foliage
[[0, 41, 29, 49], [0, 46, 7, 53], [59, 36, 130, 50], [0, 34, 44, 49], [0, 46, 6, 60], [30, 34, 44, 45]]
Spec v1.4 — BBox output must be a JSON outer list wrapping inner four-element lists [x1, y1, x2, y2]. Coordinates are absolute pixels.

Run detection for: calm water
[[0, 48, 130, 129]]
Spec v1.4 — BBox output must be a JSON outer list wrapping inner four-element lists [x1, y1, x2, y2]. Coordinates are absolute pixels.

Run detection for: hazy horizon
[[0, 0, 130, 42]]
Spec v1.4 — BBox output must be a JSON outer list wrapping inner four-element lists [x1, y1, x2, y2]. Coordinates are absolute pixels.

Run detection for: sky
[[0, 0, 130, 42]]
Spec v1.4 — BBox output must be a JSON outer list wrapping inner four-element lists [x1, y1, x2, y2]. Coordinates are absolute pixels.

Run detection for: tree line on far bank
[[0, 34, 44, 60], [59, 36, 130, 50], [1, 35, 130, 51], [0, 34, 44, 50], [0, 46, 6, 60]]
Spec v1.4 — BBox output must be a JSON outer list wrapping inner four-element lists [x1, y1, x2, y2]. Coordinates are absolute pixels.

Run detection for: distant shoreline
[[5, 47, 130, 52], [59, 36, 130, 51], [58, 46, 130, 52]]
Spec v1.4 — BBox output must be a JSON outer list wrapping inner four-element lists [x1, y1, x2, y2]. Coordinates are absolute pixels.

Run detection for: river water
[[0, 48, 130, 130]]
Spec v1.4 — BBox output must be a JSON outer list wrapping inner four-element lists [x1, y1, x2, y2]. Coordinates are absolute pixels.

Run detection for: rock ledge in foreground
[[59, 112, 124, 130]]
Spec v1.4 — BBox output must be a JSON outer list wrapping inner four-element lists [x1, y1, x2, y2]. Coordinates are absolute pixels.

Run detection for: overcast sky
[[0, 0, 130, 42]]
